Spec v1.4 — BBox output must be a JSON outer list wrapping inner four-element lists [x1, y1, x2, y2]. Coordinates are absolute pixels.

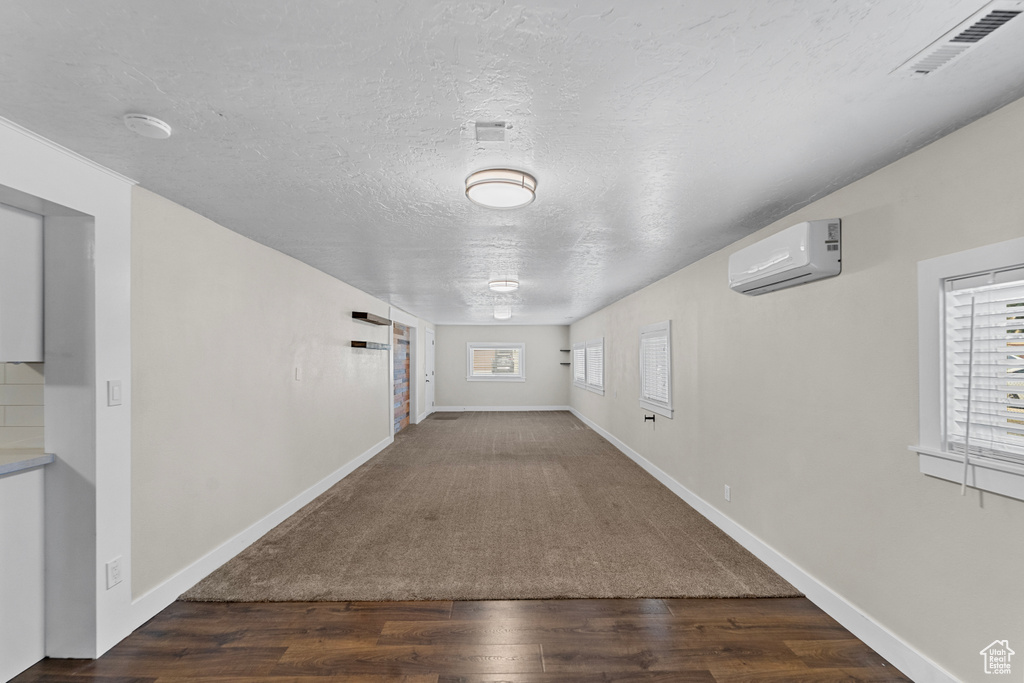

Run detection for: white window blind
[[639, 321, 672, 417], [585, 338, 604, 395], [945, 267, 1024, 465], [466, 342, 525, 381], [572, 338, 605, 395], [572, 342, 586, 387]]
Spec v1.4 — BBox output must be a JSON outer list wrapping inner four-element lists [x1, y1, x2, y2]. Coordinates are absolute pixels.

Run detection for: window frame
[[572, 342, 587, 389], [572, 338, 605, 395], [466, 342, 526, 382], [914, 235, 1024, 501], [585, 337, 605, 395], [639, 320, 673, 418]]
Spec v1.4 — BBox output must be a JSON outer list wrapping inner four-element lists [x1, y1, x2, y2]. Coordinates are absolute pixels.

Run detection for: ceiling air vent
[[893, 0, 1024, 76], [475, 121, 510, 142]]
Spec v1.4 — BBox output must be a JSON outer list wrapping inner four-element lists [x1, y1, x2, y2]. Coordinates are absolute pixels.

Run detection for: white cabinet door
[[0, 202, 44, 362]]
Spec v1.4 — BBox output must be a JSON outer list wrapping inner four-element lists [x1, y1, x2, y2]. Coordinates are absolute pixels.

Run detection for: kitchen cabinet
[[0, 202, 43, 362]]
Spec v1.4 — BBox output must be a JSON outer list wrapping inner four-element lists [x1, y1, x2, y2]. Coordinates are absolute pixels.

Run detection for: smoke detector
[[124, 114, 172, 139], [894, 1, 1024, 75]]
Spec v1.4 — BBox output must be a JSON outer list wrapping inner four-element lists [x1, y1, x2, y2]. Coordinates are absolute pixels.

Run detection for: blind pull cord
[[961, 295, 977, 496]]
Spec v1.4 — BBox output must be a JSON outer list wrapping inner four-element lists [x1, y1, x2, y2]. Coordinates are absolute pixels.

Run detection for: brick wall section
[[0, 362, 43, 448], [393, 323, 410, 433]]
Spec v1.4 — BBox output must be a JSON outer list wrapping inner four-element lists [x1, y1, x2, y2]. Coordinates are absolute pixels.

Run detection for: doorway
[[425, 327, 435, 415], [393, 322, 410, 433]]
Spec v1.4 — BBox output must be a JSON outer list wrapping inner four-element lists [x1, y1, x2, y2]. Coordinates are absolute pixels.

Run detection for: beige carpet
[[182, 411, 799, 601]]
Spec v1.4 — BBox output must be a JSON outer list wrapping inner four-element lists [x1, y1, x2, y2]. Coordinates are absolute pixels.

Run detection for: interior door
[[425, 328, 435, 414]]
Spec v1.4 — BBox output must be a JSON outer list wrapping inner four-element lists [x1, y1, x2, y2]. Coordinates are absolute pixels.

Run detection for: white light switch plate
[[107, 380, 122, 406]]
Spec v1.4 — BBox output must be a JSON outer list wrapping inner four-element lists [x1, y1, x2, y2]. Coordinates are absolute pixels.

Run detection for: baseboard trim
[[432, 405, 571, 412], [568, 407, 956, 683], [124, 435, 393, 637]]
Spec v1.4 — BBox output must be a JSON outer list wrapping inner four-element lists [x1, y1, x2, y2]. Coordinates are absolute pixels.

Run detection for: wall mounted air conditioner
[[728, 219, 841, 295]]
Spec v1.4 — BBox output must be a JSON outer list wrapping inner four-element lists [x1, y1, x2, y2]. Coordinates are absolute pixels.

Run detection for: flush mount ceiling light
[[465, 169, 536, 209], [488, 279, 520, 292], [123, 113, 172, 139], [494, 306, 512, 320]]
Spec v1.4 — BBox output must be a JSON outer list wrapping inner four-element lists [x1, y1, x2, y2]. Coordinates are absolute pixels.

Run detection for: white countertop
[[0, 448, 55, 476]]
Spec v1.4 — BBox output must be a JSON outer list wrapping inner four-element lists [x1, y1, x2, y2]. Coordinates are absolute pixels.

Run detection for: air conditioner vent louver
[[894, 1, 1023, 76], [951, 10, 1020, 41]]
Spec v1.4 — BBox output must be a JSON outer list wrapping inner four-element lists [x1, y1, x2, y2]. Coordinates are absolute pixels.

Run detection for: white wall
[[131, 186, 418, 598], [435, 325, 570, 409], [0, 116, 134, 662], [570, 95, 1024, 682]]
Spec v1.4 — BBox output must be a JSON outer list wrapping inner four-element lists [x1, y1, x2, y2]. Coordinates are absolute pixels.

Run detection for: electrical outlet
[[106, 556, 123, 589], [724, 484, 731, 502]]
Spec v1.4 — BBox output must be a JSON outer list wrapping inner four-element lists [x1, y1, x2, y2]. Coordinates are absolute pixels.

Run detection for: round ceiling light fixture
[[493, 306, 512, 320], [488, 279, 519, 292], [465, 168, 536, 209], [123, 113, 172, 139]]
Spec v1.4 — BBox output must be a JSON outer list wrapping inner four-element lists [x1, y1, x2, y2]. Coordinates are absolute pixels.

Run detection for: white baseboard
[[568, 407, 956, 683], [124, 435, 393, 635], [432, 405, 571, 412]]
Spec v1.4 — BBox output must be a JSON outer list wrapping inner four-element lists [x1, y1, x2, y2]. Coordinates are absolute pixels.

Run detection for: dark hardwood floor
[[13, 598, 910, 682]]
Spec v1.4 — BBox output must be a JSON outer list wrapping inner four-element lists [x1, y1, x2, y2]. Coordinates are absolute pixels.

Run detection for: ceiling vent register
[[894, 0, 1023, 75], [892, 0, 1019, 75]]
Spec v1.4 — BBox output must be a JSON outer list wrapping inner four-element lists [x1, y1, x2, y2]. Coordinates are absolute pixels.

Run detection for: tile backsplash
[[0, 362, 43, 448]]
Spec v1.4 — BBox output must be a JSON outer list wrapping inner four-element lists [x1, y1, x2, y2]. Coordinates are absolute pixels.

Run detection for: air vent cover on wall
[[893, 0, 1023, 76]]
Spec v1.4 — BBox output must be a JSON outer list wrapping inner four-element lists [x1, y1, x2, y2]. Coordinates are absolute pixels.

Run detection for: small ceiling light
[[488, 279, 519, 292], [466, 169, 536, 209], [123, 113, 172, 139], [494, 306, 512, 320]]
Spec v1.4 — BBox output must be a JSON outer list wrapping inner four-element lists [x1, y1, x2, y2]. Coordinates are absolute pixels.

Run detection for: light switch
[[107, 379, 123, 406]]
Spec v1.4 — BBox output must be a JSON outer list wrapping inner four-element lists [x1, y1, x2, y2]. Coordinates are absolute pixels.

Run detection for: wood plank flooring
[[14, 598, 910, 682]]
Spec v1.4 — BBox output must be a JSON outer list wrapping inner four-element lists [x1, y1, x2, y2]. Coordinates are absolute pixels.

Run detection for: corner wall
[[435, 325, 570, 409], [570, 96, 1024, 682], [131, 187, 400, 598]]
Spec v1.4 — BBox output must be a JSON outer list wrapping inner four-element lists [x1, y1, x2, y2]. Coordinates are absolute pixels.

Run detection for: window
[[572, 338, 605, 395], [915, 235, 1024, 501], [585, 338, 605, 395], [572, 343, 586, 388], [466, 342, 525, 382], [639, 321, 672, 418]]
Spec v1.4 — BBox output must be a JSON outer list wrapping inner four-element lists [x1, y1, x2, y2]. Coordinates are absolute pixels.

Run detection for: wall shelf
[[351, 341, 391, 350], [352, 311, 392, 326], [560, 362, 571, 366]]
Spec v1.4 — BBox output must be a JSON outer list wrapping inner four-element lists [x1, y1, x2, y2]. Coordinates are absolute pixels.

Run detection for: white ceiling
[[2, 1, 1024, 324]]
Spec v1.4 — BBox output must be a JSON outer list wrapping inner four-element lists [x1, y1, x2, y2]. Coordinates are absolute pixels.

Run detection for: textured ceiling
[[2, 1, 1024, 324]]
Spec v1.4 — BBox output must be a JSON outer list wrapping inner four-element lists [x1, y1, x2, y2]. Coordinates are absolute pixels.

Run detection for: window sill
[[639, 400, 673, 419], [466, 376, 525, 382], [910, 445, 1024, 501]]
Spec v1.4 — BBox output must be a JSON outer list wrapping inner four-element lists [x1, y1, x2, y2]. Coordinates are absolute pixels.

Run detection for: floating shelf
[[352, 311, 392, 326], [559, 362, 571, 366], [560, 349, 570, 352], [351, 341, 391, 350]]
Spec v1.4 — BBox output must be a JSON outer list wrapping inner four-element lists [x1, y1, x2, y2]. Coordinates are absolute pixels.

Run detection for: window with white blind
[[585, 338, 605, 395], [572, 338, 605, 395], [914, 235, 1024, 501], [572, 342, 586, 388], [466, 342, 525, 382], [945, 268, 1024, 465], [639, 321, 672, 418]]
